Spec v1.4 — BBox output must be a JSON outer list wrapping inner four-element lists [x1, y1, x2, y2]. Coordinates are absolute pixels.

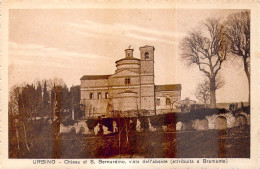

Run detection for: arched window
[[145, 52, 149, 60], [156, 99, 160, 106], [166, 98, 171, 106], [98, 93, 101, 99], [89, 93, 93, 99]]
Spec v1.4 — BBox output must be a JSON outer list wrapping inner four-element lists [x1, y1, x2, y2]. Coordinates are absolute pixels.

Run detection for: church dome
[[115, 48, 140, 72]]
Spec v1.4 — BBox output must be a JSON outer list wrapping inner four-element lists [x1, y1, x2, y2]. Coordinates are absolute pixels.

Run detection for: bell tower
[[139, 45, 155, 115]]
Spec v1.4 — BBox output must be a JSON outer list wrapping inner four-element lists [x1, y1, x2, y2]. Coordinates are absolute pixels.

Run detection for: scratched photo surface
[[8, 9, 250, 158]]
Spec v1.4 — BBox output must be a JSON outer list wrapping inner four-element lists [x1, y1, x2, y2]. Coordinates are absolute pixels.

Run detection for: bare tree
[[180, 18, 228, 108], [46, 78, 66, 90], [195, 80, 210, 108], [195, 76, 224, 108], [164, 93, 178, 111], [226, 11, 250, 103]]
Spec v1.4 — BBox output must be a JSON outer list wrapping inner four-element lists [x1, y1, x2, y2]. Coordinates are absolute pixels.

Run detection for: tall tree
[[42, 81, 50, 116], [70, 85, 81, 119], [9, 85, 23, 116], [226, 11, 250, 103], [61, 86, 70, 110], [9, 85, 23, 152], [70, 85, 80, 106], [17, 85, 32, 152], [43, 81, 49, 105], [180, 18, 228, 108], [35, 82, 43, 118]]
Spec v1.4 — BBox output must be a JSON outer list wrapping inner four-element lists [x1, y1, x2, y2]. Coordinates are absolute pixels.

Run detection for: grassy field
[[9, 126, 250, 158]]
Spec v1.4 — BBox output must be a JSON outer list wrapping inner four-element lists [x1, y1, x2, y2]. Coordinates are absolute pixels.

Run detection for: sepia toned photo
[[5, 3, 256, 166]]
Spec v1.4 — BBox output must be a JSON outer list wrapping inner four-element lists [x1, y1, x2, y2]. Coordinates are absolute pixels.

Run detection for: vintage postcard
[[1, 0, 259, 168]]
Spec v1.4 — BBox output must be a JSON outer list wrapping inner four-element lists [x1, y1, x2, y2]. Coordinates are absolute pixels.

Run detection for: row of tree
[[181, 11, 250, 108], [9, 78, 81, 121], [9, 78, 82, 156]]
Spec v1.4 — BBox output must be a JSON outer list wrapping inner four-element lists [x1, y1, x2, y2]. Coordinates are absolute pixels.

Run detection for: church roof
[[115, 57, 140, 63], [118, 90, 137, 94], [155, 84, 182, 91], [80, 75, 111, 80]]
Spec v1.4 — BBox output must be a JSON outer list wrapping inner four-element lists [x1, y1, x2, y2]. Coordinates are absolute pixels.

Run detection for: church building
[[80, 45, 181, 118]]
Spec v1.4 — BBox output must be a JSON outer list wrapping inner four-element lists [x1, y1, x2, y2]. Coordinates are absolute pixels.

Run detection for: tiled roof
[[80, 75, 111, 80], [155, 84, 182, 91]]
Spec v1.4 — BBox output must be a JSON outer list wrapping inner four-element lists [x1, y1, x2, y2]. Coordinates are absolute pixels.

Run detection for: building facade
[[80, 45, 181, 118]]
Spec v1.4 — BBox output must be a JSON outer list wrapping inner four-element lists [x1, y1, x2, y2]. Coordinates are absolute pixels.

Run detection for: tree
[[226, 11, 250, 103], [194, 76, 224, 108], [9, 85, 23, 116], [46, 78, 66, 90], [70, 85, 81, 119], [8, 78, 71, 157], [180, 18, 228, 108], [70, 85, 80, 106], [61, 86, 70, 111], [9, 85, 23, 152], [12, 84, 33, 152], [195, 80, 210, 108], [42, 81, 50, 116], [164, 93, 178, 111], [35, 82, 43, 118]]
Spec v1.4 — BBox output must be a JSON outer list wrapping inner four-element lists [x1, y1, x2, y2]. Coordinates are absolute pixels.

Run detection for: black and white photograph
[[8, 8, 251, 160]]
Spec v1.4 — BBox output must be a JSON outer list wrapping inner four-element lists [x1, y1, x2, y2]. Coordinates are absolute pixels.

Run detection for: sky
[[8, 9, 249, 103]]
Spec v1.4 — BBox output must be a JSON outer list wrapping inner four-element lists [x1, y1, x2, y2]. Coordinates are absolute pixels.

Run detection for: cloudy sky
[[8, 9, 249, 103]]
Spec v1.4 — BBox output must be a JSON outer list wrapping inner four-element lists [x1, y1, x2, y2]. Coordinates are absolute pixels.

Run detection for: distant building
[[80, 45, 181, 118]]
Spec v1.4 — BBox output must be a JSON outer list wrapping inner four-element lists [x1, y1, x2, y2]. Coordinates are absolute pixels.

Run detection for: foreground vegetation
[[9, 123, 250, 158]]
